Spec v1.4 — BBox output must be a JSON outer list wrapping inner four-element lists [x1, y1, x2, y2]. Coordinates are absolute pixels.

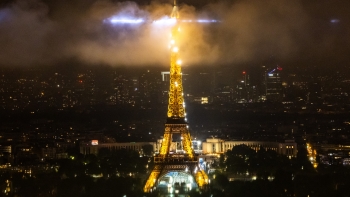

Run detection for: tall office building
[[265, 66, 283, 102], [235, 71, 250, 103]]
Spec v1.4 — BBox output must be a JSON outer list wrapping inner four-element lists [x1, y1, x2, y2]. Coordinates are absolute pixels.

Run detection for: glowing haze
[[0, 0, 348, 67]]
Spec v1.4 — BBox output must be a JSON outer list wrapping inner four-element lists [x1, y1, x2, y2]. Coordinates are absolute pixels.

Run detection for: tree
[[224, 145, 255, 174], [142, 144, 154, 156], [295, 146, 314, 172]]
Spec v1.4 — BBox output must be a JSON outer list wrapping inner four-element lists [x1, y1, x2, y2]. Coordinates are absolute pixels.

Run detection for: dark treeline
[[0, 147, 151, 197]]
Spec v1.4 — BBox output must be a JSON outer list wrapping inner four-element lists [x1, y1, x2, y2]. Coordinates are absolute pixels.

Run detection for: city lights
[[1, 0, 349, 196]]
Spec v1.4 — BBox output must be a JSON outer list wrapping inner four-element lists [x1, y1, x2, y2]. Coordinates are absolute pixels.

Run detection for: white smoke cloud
[[0, 0, 57, 65], [0, 0, 347, 67]]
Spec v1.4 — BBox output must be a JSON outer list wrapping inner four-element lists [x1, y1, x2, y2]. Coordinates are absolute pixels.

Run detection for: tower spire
[[171, 0, 179, 19], [167, 25, 185, 121]]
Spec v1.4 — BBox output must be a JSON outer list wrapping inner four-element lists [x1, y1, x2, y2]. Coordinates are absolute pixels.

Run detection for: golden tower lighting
[[143, 0, 208, 193]]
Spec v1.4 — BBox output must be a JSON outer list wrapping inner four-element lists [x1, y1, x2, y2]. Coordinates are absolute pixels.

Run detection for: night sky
[[0, 0, 349, 69]]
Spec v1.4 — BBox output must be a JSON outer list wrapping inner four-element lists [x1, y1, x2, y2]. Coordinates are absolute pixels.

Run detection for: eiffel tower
[[143, 0, 209, 193]]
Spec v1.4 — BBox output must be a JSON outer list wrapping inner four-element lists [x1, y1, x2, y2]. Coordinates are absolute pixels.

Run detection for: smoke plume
[[0, 0, 348, 67]]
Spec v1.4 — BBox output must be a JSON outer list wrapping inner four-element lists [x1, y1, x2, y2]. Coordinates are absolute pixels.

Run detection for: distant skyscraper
[[265, 66, 283, 101], [161, 71, 170, 82], [236, 71, 250, 103]]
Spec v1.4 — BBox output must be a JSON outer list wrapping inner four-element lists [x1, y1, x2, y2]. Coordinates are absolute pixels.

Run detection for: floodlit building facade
[[80, 141, 158, 156], [202, 138, 297, 157]]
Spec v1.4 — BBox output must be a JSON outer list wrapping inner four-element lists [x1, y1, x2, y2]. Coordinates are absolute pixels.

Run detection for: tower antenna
[[171, 0, 179, 19]]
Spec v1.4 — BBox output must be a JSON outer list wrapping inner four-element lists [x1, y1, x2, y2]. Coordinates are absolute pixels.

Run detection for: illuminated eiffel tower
[[143, 0, 209, 193]]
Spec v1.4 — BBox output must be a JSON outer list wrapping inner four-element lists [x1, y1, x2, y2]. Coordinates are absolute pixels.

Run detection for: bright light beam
[[181, 19, 219, 23], [152, 16, 177, 26], [105, 16, 219, 25], [108, 18, 145, 24]]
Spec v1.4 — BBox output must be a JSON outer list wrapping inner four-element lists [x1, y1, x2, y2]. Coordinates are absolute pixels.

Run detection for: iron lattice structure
[[144, 1, 208, 193]]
